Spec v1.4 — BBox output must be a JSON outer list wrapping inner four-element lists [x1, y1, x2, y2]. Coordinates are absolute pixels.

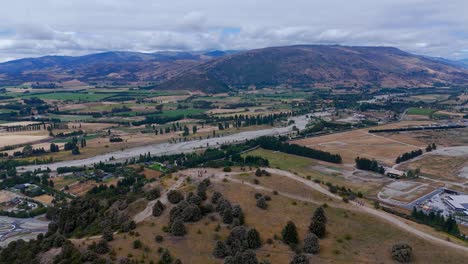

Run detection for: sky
[[0, 0, 467, 62]]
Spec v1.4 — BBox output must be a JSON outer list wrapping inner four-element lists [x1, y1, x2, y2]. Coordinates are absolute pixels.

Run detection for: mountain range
[[1, 45, 467, 92]]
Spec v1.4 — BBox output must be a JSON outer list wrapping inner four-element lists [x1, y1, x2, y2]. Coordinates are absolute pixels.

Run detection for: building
[[443, 195, 468, 215], [385, 168, 405, 179]]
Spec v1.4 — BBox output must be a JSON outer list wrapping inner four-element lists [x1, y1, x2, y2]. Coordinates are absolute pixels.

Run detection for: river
[[18, 114, 312, 172]]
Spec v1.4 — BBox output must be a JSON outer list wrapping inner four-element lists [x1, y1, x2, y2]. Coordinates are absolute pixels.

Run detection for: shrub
[[167, 190, 184, 204], [391, 243, 412, 263], [290, 253, 309, 264], [155, 235, 164, 243], [256, 197, 268, 210], [133, 240, 142, 249], [223, 167, 232, 172]]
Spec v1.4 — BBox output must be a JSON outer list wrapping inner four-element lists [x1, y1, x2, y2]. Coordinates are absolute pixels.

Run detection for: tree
[[71, 146, 80, 155], [290, 254, 309, 264], [309, 220, 326, 238], [22, 145, 33, 156], [50, 143, 59, 152], [211, 191, 223, 204], [152, 200, 165, 217], [170, 219, 186, 236], [223, 208, 234, 224], [312, 206, 327, 224], [213, 241, 229, 258], [281, 221, 299, 245], [256, 197, 267, 209], [94, 239, 109, 254], [146, 188, 161, 200], [247, 228, 262, 249], [303, 233, 319, 254], [102, 228, 113, 241], [224, 250, 258, 264], [167, 190, 184, 204], [192, 126, 197, 134], [391, 243, 412, 263]]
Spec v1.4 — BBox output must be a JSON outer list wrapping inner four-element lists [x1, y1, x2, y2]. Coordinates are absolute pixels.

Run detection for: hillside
[[162, 45, 468, 90], [1, 45, 467, 91]]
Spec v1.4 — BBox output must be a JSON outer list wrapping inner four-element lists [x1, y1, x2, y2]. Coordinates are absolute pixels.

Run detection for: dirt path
[[369, 132, 421, 149], [133, 177, 185, 223], [253, 168, 468, 253]]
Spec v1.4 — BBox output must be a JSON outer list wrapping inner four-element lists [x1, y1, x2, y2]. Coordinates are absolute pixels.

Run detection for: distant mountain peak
[[0, 45, 466, 91]]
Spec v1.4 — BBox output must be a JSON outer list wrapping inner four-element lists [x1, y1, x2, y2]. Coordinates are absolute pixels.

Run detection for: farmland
[[0, 83, 467, 263]]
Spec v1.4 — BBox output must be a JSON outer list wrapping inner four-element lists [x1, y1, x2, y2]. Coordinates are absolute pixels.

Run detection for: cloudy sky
[[0, 0, 467, 62]]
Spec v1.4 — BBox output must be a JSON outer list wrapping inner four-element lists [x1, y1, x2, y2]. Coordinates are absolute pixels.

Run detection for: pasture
[[406, 107, 436, 116]]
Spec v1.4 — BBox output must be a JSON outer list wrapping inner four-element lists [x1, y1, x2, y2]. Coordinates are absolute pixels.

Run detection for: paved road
[[18, 114, 311, 172], [0, 215, 49, 246]]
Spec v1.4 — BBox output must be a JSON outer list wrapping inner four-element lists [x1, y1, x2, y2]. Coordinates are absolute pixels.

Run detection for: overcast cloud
[[0, 0, 467, 62]]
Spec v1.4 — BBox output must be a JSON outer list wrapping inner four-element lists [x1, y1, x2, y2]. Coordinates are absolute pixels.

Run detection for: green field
[[152, 108, 207, 118], [21, 92, 115, 102], [244, 148, 316, 171], [47, 114, 95, 122], [148, 162, 167, 172], [52, 133, 102, 143], [406, 107, 436, 115]]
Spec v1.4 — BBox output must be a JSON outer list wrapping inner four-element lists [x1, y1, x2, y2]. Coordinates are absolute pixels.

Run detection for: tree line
[[411, 208, 460, 237], [396, 149, 423, 164], [355, 157, 385, 174], [255, 136, 342, 164]]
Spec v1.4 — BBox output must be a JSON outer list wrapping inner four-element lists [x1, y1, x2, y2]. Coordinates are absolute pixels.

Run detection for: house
[[14, 184, 28, 190], [385, 168, 405, 179]]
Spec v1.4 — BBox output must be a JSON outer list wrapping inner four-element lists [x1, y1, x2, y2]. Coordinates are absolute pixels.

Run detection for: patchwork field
[[292, 129, 424, 166]]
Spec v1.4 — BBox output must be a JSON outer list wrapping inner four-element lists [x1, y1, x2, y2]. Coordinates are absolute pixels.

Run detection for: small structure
[[385, 168, 405, 179], [443, 195, 468, 215]]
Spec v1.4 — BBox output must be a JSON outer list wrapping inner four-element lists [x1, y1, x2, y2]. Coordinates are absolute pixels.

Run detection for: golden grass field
[[398, 155, 468, 183], [292, 121, 433, 166], [83, 176, 468, 264]]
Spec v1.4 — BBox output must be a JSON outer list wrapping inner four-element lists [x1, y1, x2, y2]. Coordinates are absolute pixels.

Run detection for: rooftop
[[445, 195, 468, 210]]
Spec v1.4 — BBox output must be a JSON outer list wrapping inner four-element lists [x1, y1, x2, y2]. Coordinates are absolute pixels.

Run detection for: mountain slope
[[161, 45, 468, 90], [0, 51, 208, 85], [0, 45, 467, 91]]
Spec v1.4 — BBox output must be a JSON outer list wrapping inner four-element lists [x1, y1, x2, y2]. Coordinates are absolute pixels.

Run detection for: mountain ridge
[[0, 45, 467, 91]]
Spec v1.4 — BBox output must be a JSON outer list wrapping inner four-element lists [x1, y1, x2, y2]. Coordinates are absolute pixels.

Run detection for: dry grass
[[398, 155, 468, 182], [292, 122, 433, 166], [33, 194, 54, 205], [102, 180, 468, 264], [0, 134, 49, 148]]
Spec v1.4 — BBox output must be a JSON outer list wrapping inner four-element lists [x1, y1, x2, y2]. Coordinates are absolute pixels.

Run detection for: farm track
[[197, 168, 468, 253]]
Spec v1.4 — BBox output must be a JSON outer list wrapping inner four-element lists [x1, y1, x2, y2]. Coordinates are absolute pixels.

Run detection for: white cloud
[[0, 0, 467, 61]]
